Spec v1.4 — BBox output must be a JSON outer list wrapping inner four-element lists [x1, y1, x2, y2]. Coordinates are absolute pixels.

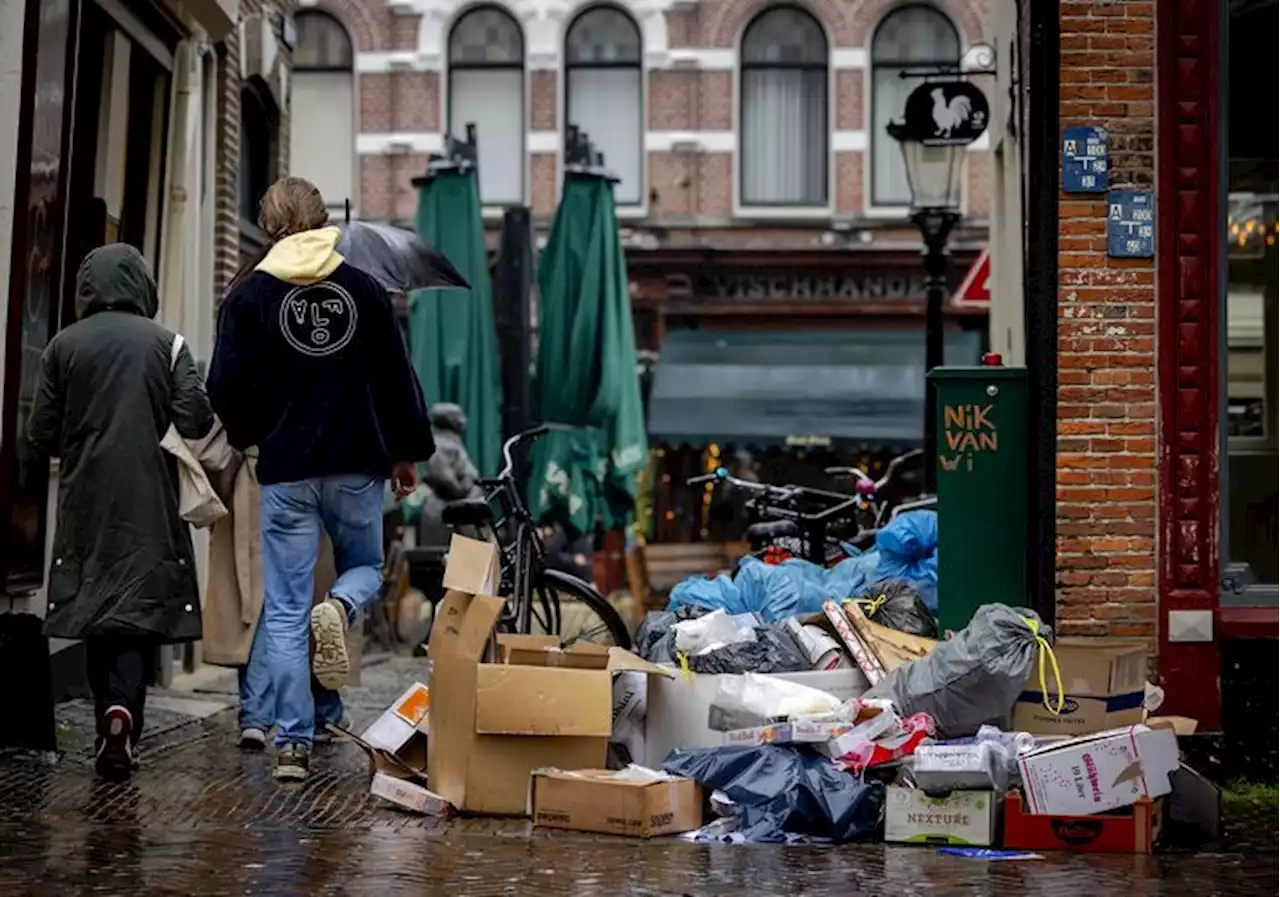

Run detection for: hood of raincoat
[[255, 226, 345, 285], [428, 402, 468, 436], [75, 243, 159, 321]]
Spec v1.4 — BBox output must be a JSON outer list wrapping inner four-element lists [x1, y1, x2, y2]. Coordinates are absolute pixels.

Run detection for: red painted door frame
[[1155, 0, 1223, 729]]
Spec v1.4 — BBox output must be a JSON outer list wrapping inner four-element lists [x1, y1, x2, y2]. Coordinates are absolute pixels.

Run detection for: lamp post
[[887, 92, 975, 494]]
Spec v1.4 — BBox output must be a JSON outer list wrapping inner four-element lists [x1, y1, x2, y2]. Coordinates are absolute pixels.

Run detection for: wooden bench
[[631, 541, 749, 610]]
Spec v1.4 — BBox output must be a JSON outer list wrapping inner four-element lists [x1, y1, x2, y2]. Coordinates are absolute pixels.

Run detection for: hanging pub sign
[[896, 80, 990, 146]]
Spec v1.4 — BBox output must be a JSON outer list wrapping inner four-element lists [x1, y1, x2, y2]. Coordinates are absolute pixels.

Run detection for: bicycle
[[687, 468, 862, 566], [440, 424, 633, 649], [825, 448, 936, 549]]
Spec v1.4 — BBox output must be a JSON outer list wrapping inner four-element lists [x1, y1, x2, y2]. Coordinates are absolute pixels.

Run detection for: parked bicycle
[[825, 448, 935, 549], [687, 469, 861, 566], [440, 424, 632, 649]]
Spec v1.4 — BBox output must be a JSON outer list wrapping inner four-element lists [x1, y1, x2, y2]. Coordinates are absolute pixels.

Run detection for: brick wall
[[1055, 0, 1158, 639], [212, 0, 293, 300], [322, 0, 992, 235]]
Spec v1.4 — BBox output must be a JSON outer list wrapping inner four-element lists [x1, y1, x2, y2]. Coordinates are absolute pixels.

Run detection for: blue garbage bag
[[669, 551, 890, 623], [875, 510, 939, 612], [663, 744, 885, 843]]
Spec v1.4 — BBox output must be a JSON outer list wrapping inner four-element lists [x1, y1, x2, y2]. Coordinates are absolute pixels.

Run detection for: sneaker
[[239, 727, 268, 751], [312, 717, 351, 745], [310, 598, 350, 691], [274, 743, 310, 782], [95, 705, 135, 779]]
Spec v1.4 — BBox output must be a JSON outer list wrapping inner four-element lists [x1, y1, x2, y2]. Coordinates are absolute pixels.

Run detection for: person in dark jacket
[[208, 177, 434, 782], [28, 243, 215, 779]]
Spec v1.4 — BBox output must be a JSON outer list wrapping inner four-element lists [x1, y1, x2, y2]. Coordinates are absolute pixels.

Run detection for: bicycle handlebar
[[686, 467, 794, 498], [497, 423, 597, 480]]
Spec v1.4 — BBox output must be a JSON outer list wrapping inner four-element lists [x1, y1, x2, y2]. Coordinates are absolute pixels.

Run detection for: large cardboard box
[[1003, 791, 1162, 854], [1013, 638, 1148, 736], [884, 786, 999, 846], [428, 537, 675, 816], [1017, 725, 1180, 816], [530, 769, 703, 837]]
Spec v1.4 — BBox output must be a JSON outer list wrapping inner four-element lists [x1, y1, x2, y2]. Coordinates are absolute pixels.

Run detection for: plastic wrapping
[[634, 606, 707, 663], [873, 511, 939, 612], [662, 744, 885, 843], [851, 578, 939, 639], [686, 625, 811, 676], [866, 604, 1052, 738], [708, 672, 845, 731], [673, 610, 759, 655]]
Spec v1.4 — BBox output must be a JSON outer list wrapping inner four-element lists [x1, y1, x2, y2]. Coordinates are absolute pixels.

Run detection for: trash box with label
[[926, 366, 1029, 634]]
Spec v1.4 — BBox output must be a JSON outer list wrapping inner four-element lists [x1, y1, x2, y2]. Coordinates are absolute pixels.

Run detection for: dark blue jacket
[[208, 243, 434, 485]]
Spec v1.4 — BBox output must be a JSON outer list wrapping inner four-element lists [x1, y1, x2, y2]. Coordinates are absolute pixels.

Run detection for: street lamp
[[886, 76, 987, 494]]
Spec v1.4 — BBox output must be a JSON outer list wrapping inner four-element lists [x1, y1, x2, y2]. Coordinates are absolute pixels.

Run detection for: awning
[[646, 330, 982, 447]]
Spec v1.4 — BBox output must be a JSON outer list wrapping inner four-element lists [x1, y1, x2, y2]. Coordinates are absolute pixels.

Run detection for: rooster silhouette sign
[[893, 80, 990, 147]]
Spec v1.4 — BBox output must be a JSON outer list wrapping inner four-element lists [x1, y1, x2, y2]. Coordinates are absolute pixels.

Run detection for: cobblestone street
[[0, 657, 1273, 896]]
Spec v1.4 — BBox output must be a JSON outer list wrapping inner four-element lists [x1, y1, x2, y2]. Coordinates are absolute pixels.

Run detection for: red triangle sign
[[953, 247, 991, 305]]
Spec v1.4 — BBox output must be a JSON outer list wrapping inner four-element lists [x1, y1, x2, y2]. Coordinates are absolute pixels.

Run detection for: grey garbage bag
[[866, 603, 1053, 738]]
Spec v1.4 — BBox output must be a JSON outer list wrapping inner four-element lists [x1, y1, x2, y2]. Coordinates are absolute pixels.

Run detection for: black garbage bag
[[663, 744, 885, 843], [686, 624, 810, 675], [851, 578, 939, 638], [634, 606, 708, 664]]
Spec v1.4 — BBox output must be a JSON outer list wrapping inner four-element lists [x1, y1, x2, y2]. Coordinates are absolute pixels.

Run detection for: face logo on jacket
[[279, 282, 359, 357]]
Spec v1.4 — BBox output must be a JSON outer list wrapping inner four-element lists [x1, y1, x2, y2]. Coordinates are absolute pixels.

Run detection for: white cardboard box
[[1018, 724, 1180, 816], [370, 772, 452, 816], [642, 668, 869, 768], [884, 787, 999, 846]]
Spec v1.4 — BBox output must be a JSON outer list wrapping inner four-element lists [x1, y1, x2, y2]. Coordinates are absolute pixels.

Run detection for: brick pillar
[[1055, 2, 1158, 640]]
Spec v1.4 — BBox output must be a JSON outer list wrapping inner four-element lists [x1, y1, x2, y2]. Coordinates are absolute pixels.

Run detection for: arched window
[[871, 5, 960, 206], [448, 6, 525, 206], [291, 10, 355, 215], [739, 7, 829, 207], [566, 6, 643, 205]]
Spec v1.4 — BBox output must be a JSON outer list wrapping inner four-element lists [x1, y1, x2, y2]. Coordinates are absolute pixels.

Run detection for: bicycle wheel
[[531, 569, 633, 650]]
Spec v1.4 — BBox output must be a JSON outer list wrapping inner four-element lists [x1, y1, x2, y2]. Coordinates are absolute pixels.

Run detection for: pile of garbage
[[335, 532, 1214, 856]]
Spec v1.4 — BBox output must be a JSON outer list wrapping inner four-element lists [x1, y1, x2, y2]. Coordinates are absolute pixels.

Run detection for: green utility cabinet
[[926, 366, 1029, 635]]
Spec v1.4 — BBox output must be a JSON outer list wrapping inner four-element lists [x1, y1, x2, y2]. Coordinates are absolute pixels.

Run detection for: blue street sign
[[1062, 126, 1110, 193], [1106, 190, 1155, 258]]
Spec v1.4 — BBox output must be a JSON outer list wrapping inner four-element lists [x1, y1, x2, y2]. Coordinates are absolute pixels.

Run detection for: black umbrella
[[335, 220, 470, 294]]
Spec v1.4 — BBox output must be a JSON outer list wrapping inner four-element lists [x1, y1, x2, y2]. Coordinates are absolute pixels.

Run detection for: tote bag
[[160, 333, 229, 528]]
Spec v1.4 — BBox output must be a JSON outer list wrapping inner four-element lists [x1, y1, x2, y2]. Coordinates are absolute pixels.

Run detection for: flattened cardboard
[[884, 787, 999, 846], [327, 724, 453, 817], [430, 590, 506, 662], [530, 770, 703, 838]]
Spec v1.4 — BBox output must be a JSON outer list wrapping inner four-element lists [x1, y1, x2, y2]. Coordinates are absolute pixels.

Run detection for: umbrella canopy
[[410, 167, 502, 475], [335, 220, 470, 295], [528, 171, 647, 536]]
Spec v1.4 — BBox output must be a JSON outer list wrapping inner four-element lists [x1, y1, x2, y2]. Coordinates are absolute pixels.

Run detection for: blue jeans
[[239, 624, 346, 732], [260, 474, 385, 746]]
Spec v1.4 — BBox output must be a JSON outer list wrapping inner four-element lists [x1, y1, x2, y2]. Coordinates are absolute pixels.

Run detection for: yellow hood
[[255, 226, 344, 285]]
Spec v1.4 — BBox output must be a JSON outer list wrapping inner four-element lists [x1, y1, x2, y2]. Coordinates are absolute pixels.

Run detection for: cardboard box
[[1017, 725, 1180, 816], [429, 537, 675, 816], [912, 743, 1007, 793], [884, 787, 999, 846], [328, 723, 452, 817], [358, 682, 431, 772], [1003, 791, 1161, 854], [1013, 638, 1147, 736], [530, 769, 703, 838], [642, 668, 869, 768], [723, 719, 853, 747]]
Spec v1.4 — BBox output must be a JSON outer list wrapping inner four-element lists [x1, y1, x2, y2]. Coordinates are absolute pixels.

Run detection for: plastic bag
[[708, 672, 845, 731], [663, 744, 885, 843], [866, 603, 1053, 738], [634, 606, 707, 663], [873, 511, 939, 612], [851, 578, 939, 638], [674, 609, 759, 655], [686, 625, 811, 676]]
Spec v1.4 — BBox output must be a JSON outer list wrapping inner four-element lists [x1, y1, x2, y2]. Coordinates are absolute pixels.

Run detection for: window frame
[[446, 4, 527, 208], [867, 3, 962, 211], [564, 4, 645, 208], [292, 10, 354, 74], [291, 10, 356, 217], [736, 4, 831, 213], [238, 79, 279, 255]]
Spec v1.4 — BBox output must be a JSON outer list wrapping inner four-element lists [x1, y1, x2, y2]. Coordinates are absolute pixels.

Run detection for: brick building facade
[[293, 0, 993, 242]]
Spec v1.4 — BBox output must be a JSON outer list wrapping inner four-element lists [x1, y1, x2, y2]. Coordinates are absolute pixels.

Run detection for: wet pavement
[[0, 657, 1275, 896]]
